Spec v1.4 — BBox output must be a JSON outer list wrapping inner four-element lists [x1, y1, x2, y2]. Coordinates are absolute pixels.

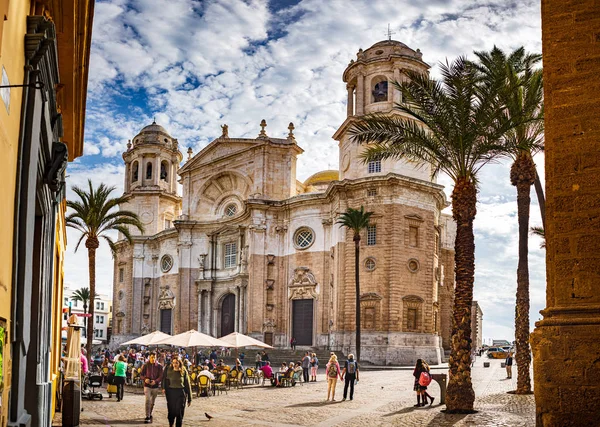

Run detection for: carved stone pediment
[[158, 285, 176, 309], [289, 267, 319, 300]]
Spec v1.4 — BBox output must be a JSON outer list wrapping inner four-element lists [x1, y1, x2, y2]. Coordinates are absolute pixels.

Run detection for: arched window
[[132, 161, 139, 182], [146, 162, 153, 180], [160, 161, 168, 181], [371, 76, 388, 103]]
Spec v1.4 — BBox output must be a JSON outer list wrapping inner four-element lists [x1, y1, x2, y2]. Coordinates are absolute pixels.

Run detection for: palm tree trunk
[[86, 237, 99, 363], [511, 154, 534, 394], [354, 236, 361, 362], [533, 168, 545, 228], [446, 177, 477, 413]]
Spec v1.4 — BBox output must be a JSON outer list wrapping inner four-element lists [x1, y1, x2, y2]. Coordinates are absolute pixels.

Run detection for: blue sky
[[64, 0, 545, 343]]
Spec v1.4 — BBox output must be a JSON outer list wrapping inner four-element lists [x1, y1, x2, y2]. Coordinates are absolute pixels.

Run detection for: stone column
[[530, 1, 600, 425], [236, 286, 241, 332], [346, 85, 354, 117], [356, 74, 364, 116], [393, 68, 401, 104], [207, 290, 213, 336]]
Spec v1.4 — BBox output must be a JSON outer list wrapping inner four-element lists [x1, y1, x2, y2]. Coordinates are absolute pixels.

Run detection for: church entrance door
[[220, 294, 235, 337], [292, 299, 313, 346], [160, 309, 172, 334]]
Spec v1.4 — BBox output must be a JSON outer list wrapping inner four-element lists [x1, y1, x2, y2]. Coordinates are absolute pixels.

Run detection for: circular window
[[294, 227, 315, 250], [365, 258, 376, 271], [375, 49, 384, 55], [161, 255, 174, 273], [407, 258, 420, 273], [225, 204, 238, 217]]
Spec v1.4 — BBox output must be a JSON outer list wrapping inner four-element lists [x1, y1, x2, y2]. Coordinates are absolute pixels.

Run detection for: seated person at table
[[294, 362, 302, 376], [235, 358, 243, 372], [260, 361, 273, 379], [199, 365, 215, 381]]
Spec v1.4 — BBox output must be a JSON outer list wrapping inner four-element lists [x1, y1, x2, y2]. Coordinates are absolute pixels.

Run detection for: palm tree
[[350, 58, 512, 413], [336, 206, 373, 362], [71, 287, 98, 338], [530, 226, 545, 249], [66, 180, 144, 361], [472, 46, 543, 395]]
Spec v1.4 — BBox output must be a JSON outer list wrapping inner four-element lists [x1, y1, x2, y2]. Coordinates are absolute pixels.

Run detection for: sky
[[64, 0, 545, 343]]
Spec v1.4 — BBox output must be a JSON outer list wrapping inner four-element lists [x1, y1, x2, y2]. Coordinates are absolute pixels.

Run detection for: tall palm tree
[[350, 58, 512, 413], [71, 287, 98, 338], [67, 180, 144, 361], [337, 206, 373, 362], [472, 46, 544, 395]]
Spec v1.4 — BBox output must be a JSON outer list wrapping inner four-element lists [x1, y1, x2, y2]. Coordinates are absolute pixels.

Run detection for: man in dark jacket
[[141, 352, 164, 423]]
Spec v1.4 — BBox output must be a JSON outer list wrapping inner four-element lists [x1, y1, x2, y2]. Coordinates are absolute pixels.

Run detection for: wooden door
[[220, 294, 235, 337], [292, 299, 313, 346], [160, 309, 172, 334]]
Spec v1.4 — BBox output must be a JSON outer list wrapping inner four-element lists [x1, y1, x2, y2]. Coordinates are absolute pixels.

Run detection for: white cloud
[[70, 0, 546, 339]]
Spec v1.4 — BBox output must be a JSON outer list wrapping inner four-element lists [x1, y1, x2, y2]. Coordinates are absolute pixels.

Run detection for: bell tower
[[121, 121, 183, 235], [333, 40, 433, 182]]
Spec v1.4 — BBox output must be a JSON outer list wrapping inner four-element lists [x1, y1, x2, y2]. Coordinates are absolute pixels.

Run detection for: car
[[486, 347, 507, 359]]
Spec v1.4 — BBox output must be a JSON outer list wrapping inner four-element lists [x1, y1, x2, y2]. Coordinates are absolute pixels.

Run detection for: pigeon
[[205, 413, 213, 421]]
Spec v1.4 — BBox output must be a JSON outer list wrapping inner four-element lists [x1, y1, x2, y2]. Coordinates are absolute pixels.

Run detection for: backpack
[[419, 371, 432, 386], [347, 361, 356, 374], [327, 363, 338, 378]]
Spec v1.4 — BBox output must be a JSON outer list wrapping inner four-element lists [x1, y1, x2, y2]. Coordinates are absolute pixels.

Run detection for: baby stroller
[[82, 373, 104, 400], [106, 374, 118, 398]]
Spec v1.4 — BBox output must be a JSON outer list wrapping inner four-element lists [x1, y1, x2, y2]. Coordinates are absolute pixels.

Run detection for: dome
[[138, 120, 170, 136], [368, 40, 410, 50], [304, 170, 339, 187]]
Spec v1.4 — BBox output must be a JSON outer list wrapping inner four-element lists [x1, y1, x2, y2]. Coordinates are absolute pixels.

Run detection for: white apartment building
[[62, 284, 112, 344]]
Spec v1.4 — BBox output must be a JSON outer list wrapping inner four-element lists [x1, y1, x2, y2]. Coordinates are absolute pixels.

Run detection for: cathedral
[[111, 39, 457, 365]]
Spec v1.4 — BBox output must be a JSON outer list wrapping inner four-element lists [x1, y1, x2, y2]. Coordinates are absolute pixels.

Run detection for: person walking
[[141, 352, 164, 423], [505, 352, 513, 379], [325, 353, 342, 401], [412, 359, 434, 407], [162, 355, 192, 427], [301, 351, 311, 383], [310, 353, 319, 382], [113, 355, 128, 402], [341, 354, 359, 401]]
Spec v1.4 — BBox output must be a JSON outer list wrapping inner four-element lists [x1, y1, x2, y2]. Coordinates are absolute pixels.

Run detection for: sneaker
[[342, 398, 346, 401], [144, 417, 150, 424]]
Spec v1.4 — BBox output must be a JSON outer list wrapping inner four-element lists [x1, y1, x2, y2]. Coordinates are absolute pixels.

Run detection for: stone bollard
[[501, 362, 506, 368], [430, 373, 447, 404], [483, 362, 490, 368]]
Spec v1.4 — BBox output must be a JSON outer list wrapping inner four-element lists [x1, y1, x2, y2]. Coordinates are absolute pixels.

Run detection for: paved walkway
[[53, 358, 534, 426]]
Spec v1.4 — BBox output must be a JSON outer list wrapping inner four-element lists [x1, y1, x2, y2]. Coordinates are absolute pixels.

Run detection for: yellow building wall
[[0, 0, 30, 424], [51, 200, 67, 419]]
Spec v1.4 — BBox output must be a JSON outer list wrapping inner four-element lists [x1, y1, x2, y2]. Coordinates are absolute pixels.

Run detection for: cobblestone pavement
[[53, 358, 534, 426]]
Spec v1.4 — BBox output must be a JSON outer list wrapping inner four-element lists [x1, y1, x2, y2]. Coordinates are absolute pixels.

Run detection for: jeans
[[165, 388, 187, 427], [302, 367, 309, 383], [144, 387, 160, 417], [343, 374, 356, 399]]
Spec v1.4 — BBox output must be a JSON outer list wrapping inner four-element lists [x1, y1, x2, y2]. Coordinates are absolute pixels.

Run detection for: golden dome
[[304, 170, 339, 187]]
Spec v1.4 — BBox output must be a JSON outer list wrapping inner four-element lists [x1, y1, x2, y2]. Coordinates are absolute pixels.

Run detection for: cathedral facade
[[111, 40, 456, 365]]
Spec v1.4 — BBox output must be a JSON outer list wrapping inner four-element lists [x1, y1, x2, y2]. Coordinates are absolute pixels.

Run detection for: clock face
[[342, 153, 351, 172]]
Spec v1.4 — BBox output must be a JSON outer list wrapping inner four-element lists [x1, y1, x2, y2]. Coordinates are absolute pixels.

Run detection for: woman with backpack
[[325, 353, 342, 401], [341, 354, 359, 401], [413, 358, 434, 407], [310, 352, 319, 382]]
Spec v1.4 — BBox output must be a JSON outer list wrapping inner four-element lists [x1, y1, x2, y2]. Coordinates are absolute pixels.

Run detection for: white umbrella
[[154, 329, 232, 348], [219, 332, 273, 349], [121, 330, 172, 346]]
